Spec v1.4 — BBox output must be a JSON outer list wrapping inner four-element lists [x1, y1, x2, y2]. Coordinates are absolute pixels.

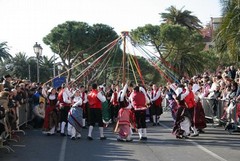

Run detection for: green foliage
[[131, 23, 205, 79], [160, 6, 203, 31], [0, 42, 12, 62], [0, 52, 57, 83], [131, 24, 163, 57], [43, 21, 118, 82], [215, 0, 240, 63]]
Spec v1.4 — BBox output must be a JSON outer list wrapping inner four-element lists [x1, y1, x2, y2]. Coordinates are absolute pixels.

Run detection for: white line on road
[[12, 145, 26, 147], [58, 136, 67, 161], [159, 122, 228, 161]]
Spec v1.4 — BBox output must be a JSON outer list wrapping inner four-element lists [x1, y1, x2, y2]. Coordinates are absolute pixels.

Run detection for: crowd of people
[[0, 65, 240, 147]]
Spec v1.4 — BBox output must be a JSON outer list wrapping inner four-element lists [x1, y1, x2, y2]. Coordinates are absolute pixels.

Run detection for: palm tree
[[215, 0, 240, 63], [0, 41, 12, 62], [160, 6, 203, 31], [11, 52, 30, 79], [39, 55, 58, 82]]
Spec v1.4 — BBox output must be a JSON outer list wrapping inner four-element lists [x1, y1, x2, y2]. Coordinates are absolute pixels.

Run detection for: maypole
[[121, 31, 129, 85]]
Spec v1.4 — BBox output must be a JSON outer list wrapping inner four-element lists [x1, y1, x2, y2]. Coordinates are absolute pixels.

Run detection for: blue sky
[[0, 0, 221, 57]]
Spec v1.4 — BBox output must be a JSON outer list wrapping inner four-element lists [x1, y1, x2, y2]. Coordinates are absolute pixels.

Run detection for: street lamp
[[57, 63, 63, 76], [33, 42, 42, 83]]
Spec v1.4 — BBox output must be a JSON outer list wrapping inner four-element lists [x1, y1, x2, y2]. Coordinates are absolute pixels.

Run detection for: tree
[[131, 24, 163, 58], [11, 52, 31, 80], [162, 24, 205, 77], [43, 21, 118, 82], [39, 55, 57, 82], [215, 0, 240, 63], [160, 6, 203, 31], [131, 24, 205, 78], [0, 42, 12, 62]]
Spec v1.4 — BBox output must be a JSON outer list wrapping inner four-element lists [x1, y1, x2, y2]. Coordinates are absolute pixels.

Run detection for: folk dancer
[[150, 84, 163, 126], [58, 84, 72, 136], [107, 83, 115, 123], [166, 83, 178, 121], [43, 88, 59, 135], [116, 83, 134, 142], [79, 86, 88, 128], [184, 82, 198, 137], [110, 85, 120, 122], [87, 83, 107, 140], [192, 83, 206, 133], [172, 84, 191, 139], [68, 91, 83, 140], [130, 86, 150, 140]]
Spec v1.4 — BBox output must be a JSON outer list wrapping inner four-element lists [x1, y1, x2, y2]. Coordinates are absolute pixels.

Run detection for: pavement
[[0, 112, 240, 161]]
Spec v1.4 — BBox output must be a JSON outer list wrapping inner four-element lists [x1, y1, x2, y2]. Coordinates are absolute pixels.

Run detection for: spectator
[[32, 102, 45, 128], [229, 65, 236, 80], [2, 75, 13, 91]]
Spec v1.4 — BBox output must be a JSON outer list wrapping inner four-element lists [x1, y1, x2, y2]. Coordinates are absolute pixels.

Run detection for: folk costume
[[130, 86, 150, 140], [150, 85, 163, 126], [43, 88, 58, 135], [192, 84, 206, 132], [99, 86, 111, 125], [87, 84, 107, 140], [58, 85, 72, 136], [172, 86, 191, 139], [79, 87, 88, 128], [110, 89, 120, 122], [184, 84, 199, 136], [166, 87, 178, 121], [68, 95, 83, 140], [116, 83, 134, 142]]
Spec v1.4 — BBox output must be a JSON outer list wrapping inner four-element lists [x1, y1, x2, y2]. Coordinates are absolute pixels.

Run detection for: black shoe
[[141, 137, 147, 140], [176, 135, 183, 139], [183, 136, 189, 139], [82, 126, 87, 129], [71, 137, 76, 140], [60, 133, 66, 136], [139, 137, 147, 141], [117, 138, 124, 142], [47, 133, 55, 136], [157, 123, 160, 126], [153, 123, 156, 126], [198, 129, 205, 133], [100, 136, 107, 140], [87, 136, 93, 140]]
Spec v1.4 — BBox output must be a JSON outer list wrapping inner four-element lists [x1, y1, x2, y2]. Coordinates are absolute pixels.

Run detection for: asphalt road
[[1, 112, 239, 161]]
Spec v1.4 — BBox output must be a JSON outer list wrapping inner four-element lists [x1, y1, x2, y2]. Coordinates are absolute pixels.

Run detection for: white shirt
[[63, 88, 72, 104], [97, 91, 106, 102]]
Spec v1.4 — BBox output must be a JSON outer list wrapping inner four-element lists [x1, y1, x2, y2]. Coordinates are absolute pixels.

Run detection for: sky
[[0, 0, 222, 58]]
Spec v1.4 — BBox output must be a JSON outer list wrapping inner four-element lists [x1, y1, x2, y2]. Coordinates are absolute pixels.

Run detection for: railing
[[17, 102, 32, 129], [201, 98, 240, 131]]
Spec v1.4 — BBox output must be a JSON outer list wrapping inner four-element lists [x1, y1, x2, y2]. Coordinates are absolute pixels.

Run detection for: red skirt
[[43, 105, 56, 130], [194, 101, 206, 129]]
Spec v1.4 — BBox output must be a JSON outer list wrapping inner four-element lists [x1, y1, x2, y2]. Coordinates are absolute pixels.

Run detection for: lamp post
[[33, 42, 42, 83], [57, 63, 63, 76]]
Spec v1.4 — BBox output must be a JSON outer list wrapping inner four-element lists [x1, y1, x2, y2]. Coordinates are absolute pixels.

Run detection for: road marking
[[159, 122, 228, 161], [12, 145, 26, 147], [58, 137, 67, 161]]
